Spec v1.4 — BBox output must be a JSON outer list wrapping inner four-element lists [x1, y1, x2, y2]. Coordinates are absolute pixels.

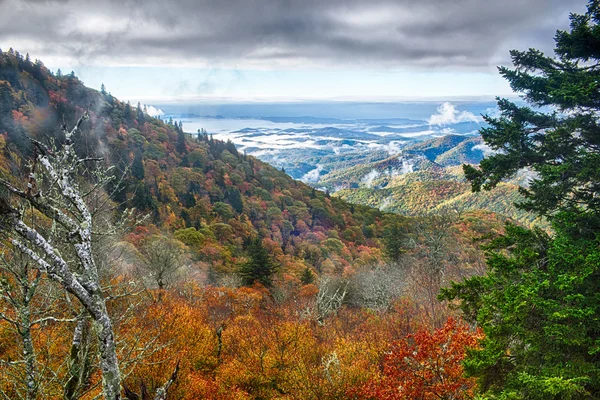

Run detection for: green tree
[[226, 187, 244, 213], [463, 2, 600, 228], [382, 222, 408, 262], [136, 101, 145, 123], [176, 128, 187, 154], [443, 3, 600, 398], [131, 150, 145, 180], [239, 238, 277, 287], [300, 267, 315, 285]]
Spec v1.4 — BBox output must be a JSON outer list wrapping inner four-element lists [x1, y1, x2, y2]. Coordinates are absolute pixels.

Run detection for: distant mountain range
[[315, 135, 544, 228]]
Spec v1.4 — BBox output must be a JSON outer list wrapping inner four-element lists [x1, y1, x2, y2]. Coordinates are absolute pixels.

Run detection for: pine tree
[[100, 83, 106, 95], [136, 101, 144, 123], [131, 150, 145, 180], [382, 222, 408, 262], [443, 2, 600, 398], [176, 129, 187, 154], [239, 238, 277, 287], [226, 187, 244, 213], [124, 101, 133, 122], [463, 3, 600, 226], [300, 267, 314, 285]]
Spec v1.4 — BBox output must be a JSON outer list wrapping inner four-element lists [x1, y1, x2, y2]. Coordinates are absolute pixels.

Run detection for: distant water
[[156, 100, 499, 121], [152, 101, 502, 184], [155, 101, 496, 181], [177, 118, 331, 135]]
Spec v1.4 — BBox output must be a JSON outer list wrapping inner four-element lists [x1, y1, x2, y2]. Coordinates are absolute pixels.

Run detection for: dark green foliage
[[131, 150, 145, 180], [463, 2, 600, 222], [441, 220, 600, 398], [225, 187, 244, 213], [136, 101, 144, 123], [382, 222, 408, 262], [239, 238, 277, 287], [176, 125, 187, 154], [445, 3, 600, 398], [300, 267, 314, 285]]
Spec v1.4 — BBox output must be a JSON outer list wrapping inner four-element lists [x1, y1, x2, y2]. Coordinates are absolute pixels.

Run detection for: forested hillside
[[0, 49, 493, 399], [319, 151, 544, 228], [0, 48, 400, 279], [0, 0, 596, 397]]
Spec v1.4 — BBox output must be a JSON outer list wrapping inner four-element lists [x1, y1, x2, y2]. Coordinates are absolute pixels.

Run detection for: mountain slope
[[0, 49, 399, 279]]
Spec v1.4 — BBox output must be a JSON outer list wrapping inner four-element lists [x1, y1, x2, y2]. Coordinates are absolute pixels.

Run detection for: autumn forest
[[1, 0, 600, 399]]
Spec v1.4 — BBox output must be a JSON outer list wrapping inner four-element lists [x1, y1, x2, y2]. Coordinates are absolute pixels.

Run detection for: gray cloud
[[0, 0, 587, 69]]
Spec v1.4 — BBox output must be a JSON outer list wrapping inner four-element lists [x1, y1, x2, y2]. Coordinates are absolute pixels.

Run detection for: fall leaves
[[118, 285, 482, 400], [357, 317, 482, 400]]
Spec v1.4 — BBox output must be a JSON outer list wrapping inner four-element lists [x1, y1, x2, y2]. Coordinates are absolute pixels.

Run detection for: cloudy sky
[[1, 0, 587, 102]]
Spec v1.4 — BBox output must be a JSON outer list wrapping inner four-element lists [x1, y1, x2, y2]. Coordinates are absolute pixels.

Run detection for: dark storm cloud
[[0, 0, 588, 68]]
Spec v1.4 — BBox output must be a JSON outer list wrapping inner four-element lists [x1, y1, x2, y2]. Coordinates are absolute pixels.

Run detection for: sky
[[0, 0, 588, 103]]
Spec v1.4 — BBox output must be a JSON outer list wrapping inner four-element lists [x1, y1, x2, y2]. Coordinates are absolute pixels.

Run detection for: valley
[[2, 1, 597, 399], [160, 110, 543, 228]]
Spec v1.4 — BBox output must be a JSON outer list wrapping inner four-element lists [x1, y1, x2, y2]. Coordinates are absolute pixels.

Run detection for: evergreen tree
[[131, 150, 145, 180], [136, 101, 144, 123], [176, 129, 187, 154], [442, 3, 600, 398], [382, 222, 408, 262], [300, 267, 314, 285], [100, 83, 106, 95], [226, 187, 244, 213], [463, 3, 600, 227], [124, 101, 133, 122], [239, 237, 277, 287], [207, 265, 219, 286]]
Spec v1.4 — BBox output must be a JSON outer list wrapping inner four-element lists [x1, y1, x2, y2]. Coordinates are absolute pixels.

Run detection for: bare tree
[[136, 234, 188, 293], [312, 276, 348, 324], [348, 265, 405, 312], [0, 251, 43, 400], [123, 361, 179, 400], [409, 215, 455, 327], [0, 115, 179, 399], [0, 113, 124, 398]]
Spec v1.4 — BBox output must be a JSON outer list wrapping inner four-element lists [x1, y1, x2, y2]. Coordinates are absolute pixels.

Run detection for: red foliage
[[48, 90, 67, 107], [354, 317, 483, 400]]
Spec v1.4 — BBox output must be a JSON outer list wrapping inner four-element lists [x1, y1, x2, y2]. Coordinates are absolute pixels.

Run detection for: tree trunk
[[20, 307, 37, 400], [91, 296, 122, 400]]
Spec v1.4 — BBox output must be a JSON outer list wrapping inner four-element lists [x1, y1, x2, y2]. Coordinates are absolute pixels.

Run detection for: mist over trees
[[1, 0, 599, 398]]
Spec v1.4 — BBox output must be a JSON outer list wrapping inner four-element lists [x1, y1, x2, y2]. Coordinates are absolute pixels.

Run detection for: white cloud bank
[[301, 165, 323, 183], [428, 102, 481, 126], [144, 105, 165, 117], [362, 170, 381, 188], [472, 143, 498, 157]]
